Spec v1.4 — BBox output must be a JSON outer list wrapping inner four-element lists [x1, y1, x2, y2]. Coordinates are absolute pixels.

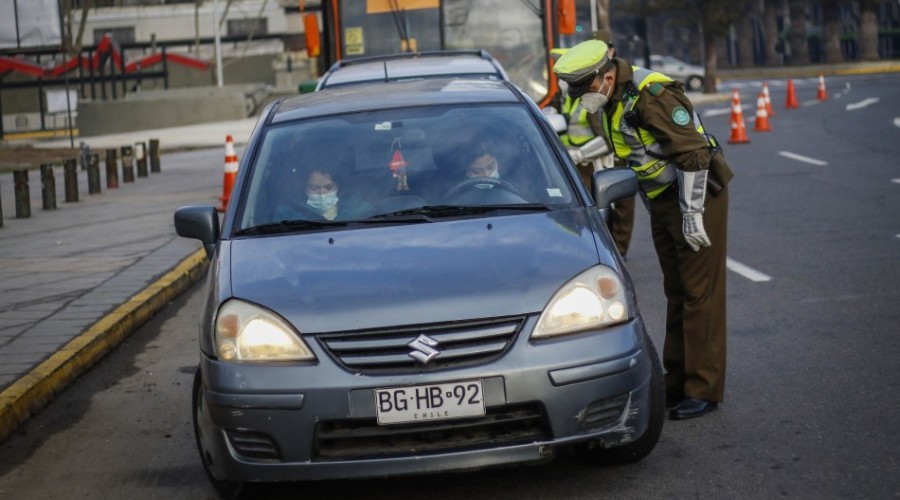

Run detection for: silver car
[[175, 78, 663, 499], [315, 49, 510, 90], [635, 55, 705, 91]]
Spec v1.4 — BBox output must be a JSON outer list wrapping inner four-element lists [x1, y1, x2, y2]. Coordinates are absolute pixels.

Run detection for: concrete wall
[[77, 86, 248, 136]]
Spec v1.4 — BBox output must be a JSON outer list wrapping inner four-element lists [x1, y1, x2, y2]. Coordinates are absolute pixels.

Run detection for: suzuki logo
[[408, 334, 440, 364]]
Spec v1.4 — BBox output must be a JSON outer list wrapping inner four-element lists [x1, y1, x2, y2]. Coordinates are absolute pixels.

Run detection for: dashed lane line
[[846, 97, 879, 111], [778, 151, 828, 166], [727, 258, 772, 282]]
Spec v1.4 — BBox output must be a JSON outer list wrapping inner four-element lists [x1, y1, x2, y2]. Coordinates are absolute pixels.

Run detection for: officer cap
[[553, 40, 613, 98]]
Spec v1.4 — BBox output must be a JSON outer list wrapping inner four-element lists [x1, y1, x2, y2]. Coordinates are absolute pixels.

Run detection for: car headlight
[[214, 299, 316, 362], [532, 266, 631, 338]]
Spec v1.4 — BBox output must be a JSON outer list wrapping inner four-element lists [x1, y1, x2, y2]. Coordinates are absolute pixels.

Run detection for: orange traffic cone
[[217, 135, 239, 212], [817, 74, 827, 101], [762, 83, 775, 117], [728, 89, 750, 144], [754, 91, 771, 132], [785, 79, 799, 109]]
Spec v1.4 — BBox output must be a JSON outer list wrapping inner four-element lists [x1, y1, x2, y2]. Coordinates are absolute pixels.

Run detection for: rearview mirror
[[592, 168, 637, 208], [174, 205, 220, 258]]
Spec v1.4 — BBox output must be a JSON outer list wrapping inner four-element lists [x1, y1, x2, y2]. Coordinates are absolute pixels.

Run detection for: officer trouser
[[608, 195, 635, 257], [648, 184, 728, 402]]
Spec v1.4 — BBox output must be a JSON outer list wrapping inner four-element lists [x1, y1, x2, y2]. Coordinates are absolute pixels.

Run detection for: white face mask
[[580, 81, 612, 114], [307, 190, 339, 212]]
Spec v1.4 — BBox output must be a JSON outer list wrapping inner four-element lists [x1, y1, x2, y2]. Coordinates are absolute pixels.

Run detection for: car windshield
[[236, 103, 576, 232]]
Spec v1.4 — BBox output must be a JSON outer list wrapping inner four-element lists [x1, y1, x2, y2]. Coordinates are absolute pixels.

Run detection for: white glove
[[682, 212, 711, 251], [568, 148, 584, 165], [677, 169, 711, 252]]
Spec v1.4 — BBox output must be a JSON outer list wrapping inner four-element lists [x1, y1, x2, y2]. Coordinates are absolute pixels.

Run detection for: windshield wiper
[[370, 204, 550, 220], [235, 219, 348, 236]]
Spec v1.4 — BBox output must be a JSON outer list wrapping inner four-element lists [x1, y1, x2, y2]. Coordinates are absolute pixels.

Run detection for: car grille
[[314, 404, 550, 461], [317, 317, 524, 373], [224, 429, 281, 461]]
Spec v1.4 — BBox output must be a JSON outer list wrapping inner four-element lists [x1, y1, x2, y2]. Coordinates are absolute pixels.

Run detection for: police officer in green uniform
[[554, 40, 733, 420]]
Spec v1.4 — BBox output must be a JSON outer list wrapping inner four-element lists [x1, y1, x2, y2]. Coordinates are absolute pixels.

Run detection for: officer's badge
[[672, 106, 691, 126]]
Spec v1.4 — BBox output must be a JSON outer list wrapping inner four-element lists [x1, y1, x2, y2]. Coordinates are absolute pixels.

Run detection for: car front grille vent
[[317, 316, 524, 373], [314, 404, 550, 461], [580, 394, 629, 431], [224, 429, 281, 461]]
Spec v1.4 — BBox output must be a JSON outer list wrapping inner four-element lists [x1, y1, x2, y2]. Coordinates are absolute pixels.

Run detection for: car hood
[[228, 210, 603, 333]]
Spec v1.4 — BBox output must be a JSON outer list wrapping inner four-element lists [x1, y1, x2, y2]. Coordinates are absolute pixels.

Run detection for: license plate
[[375, 380, 485, 425]]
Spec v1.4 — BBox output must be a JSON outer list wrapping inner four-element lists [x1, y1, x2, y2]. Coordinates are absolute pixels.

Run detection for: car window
[[237, 104, 575, 231]]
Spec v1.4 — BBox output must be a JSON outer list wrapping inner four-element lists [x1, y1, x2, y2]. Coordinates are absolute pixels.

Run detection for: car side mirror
[[592, 167, 638, 208], [541, 107, 568, 134], [174, 205, 220, 258]]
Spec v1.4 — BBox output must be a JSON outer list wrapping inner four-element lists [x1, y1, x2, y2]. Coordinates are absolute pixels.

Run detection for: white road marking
[[727, 258, 772, 282], [892, 178, 900, 184], [846, 97, 879, 111], [802, 99, 820, 107], [894, 117, 900, 128], [703, 108, 732, 117], [778, 151, 829, 166]]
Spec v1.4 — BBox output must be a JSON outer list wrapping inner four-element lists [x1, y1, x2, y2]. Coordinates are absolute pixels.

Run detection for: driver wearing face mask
[[466, 154, 500, 179]]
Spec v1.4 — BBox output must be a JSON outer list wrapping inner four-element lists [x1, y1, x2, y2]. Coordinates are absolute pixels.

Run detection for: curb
[[0, 248, 209, 443]]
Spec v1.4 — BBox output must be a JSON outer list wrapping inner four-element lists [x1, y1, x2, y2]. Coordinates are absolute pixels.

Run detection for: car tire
[[193, 367, 251, 500], [685, 75, 704, 92], [575, 334, 665, 465]]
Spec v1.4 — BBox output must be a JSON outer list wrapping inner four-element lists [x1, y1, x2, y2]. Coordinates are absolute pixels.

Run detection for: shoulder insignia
[[647, 82, 665, 96]]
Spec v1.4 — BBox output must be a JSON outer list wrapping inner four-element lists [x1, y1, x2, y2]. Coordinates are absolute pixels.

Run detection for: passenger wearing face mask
[[276, 167, 374, 221], [554, 40, 734, 421]]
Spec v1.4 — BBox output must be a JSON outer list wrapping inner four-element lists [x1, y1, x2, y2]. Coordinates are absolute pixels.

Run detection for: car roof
[[273, 78, 524, 124], [317, 50, 508, 89]]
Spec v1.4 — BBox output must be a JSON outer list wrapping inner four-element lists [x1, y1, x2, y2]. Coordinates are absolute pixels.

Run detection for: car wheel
[[193, 367, 249, 500], [575, 334, 665, 465], [686, 75, 704, 91]]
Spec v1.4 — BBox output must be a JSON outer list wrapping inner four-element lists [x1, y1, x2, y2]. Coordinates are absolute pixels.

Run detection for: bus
[[315, 0, 579, 108]]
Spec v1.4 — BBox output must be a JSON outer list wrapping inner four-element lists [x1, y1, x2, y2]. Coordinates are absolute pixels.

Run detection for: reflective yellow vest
[[560, 95, 594, 147], [602, 67, 709, 199]]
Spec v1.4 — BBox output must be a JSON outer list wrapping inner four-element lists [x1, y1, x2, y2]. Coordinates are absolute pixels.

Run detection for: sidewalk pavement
[[0, 118, 256, 442]]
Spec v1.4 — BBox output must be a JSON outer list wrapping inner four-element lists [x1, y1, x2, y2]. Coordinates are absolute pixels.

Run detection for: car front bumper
[[195, 317, 654, 482]]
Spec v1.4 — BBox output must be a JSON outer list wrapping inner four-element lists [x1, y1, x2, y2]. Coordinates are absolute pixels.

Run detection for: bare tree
[[61, 0, 93, 56], [858, 0, 880, 61], [735, 11, 755, 67], [786, 0, 809, 65], [763, 0, 782, 65], [821, 0, 843, 63]]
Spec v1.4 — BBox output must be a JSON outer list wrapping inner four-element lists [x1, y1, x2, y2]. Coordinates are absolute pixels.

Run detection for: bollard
[[14, 170, 31, 218], [121, 145, 135, 183], [149, 138, 161, 173], [80, 141, 90, 171], [41, 164, 57, 210], [135, 141, 148, 177], [64, 158, 79, 202], [106, 148, 119, 188], [88, 153, 101, 194]]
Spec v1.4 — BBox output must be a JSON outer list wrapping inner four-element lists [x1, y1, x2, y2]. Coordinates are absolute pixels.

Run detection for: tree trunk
[[787, 0, 809, 65], [858, 0, 880, 61], [735, 15, 754, 67], [763, 0, 781, 65], [596, 0, 612, 34], [73, 0, 92, 55], [702, 21, 718, 94], [822, 0, 842, 63]]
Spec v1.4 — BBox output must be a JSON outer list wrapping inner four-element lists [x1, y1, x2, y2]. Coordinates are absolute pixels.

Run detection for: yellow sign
[[367, 0, 438, 14], [344, 27, 365, 55]]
